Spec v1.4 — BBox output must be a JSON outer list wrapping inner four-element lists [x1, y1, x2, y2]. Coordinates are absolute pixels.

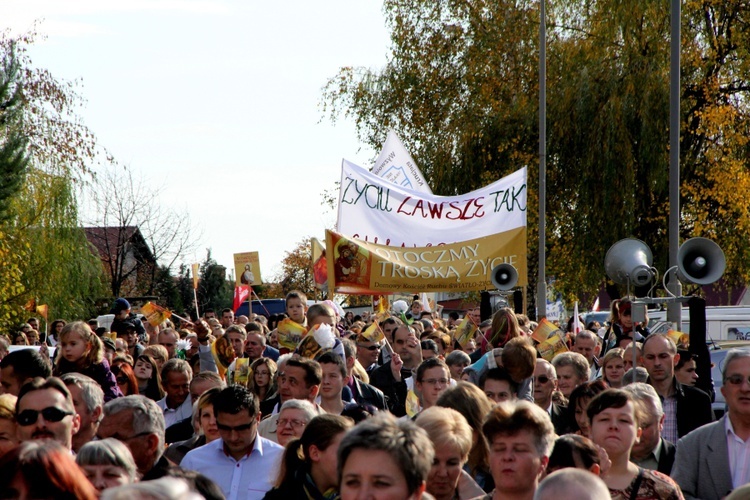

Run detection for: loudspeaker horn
[[604, 238, 654, 286], [677, 237, 726, 285], [490, 263, 518, 291]]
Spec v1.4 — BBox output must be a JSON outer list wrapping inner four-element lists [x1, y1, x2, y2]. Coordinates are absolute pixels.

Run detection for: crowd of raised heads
[[0, 292, 748, 500]]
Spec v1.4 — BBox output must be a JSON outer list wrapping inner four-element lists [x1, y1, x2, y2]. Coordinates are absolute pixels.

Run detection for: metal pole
[[667, 0, 682, 329], [536, 0, 547, 321]]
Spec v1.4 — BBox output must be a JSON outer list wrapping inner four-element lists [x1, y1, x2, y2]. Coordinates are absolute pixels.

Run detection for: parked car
[[709, 340, 750, 417]]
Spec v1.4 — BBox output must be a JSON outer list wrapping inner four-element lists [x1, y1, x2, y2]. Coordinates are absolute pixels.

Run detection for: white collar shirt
[[180, 435, 283, 500], [157, 395, 193, 429]]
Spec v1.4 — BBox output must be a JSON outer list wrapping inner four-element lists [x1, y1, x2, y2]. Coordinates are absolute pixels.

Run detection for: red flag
[[233, 285, 250, 312]]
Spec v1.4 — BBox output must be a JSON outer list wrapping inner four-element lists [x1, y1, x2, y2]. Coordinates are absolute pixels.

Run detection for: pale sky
[[3, 0, 390, 281]]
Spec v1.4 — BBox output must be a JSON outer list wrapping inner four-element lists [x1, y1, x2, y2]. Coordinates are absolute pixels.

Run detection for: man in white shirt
[[157, 359, 192, 429], [181, 385, 283, 500]]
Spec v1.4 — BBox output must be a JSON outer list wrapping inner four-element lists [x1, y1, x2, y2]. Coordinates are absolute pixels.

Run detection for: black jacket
[[657, 439, 676, 476], [351, 377, 387, 411], [550, 403, 571, 436], [369, 363, 410, 417], [674, 380, 714, 438]]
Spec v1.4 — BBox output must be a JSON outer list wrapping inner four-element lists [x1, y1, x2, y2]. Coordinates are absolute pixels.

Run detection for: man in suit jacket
[[624, 383, 676, 475], [533, 359, 570, 435], [672, 349, 750, 500], [342, 338, 387, 411]]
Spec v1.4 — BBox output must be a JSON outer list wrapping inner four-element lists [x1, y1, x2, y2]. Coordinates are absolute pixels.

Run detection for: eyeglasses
[[216, 421, 255, 432], [725, 374, 750, 386], [535, 375, 552, 384], [421, 378, 449, 387], [357, 344, 380, 351], [277, 418, 307, 429], [17, 407, 74, 426]]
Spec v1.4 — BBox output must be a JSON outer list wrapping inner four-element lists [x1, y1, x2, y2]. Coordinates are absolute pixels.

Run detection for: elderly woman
[[164, 387, 222, 464], [338, 413, 434, 500], [276, 399, 318, 447], [0, 394, 19, 457], [416, 406, 484, 500], [76, 438, 138, 494]]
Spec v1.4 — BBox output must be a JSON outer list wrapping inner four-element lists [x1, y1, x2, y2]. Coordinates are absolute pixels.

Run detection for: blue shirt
[[180, 435, 283, 500]]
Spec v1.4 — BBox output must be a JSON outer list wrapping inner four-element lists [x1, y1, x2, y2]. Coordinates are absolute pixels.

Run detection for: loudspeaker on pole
[[490, 264, 518, 291], [604, 238, 654, 287], [677, 237, 726, 285]]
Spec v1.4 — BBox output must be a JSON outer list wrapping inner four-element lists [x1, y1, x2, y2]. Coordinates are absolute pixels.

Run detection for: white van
[[647, 305, 750, 341]]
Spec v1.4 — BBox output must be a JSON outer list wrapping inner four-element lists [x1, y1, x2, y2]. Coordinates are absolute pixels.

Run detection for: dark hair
[[135, 354, 165, 400], [416, 357, 449, 382], [17, 377, 74, 414], [112, 363, 139, 396], [316, 351, 347, 379], [163, 468, 225, 500], [341, 402, 378, 423], [285, 358, 322, 387], [567, 380, 607, 433], [547, 434, 601, 472], [0, 440, 98, 500], [213, 385, 258, 419], [0, 349, 52, 380], [420, 339, 439, 355], [286, 290, 308, 304], [675, 349, 696, 370], [275, 414, 353, 487], [480, 367, 519, 395], [586, 388, 642, 426]]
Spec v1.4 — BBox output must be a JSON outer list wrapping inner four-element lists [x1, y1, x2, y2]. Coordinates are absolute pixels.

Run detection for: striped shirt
[[726, 416, 750, 489]]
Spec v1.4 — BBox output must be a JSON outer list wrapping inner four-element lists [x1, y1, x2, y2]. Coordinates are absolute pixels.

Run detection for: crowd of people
[[0, 293, 748, 500]]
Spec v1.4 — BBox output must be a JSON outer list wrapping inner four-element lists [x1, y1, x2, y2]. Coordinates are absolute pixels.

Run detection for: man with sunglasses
[[15, 376, 80, 452], [672, 349, 750, 500], [181, 385, 283, 500], [533, 359, 570, 435]]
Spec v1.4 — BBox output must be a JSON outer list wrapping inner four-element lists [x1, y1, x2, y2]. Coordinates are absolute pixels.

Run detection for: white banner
[[371, 130, 432, 193], [337, 160, 527, 247]]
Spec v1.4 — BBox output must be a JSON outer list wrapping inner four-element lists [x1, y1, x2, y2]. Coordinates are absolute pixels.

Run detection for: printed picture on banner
[[233, 251, 263, 287], [333, 237, 371, 286]]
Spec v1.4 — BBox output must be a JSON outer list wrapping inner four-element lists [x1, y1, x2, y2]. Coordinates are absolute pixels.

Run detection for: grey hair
[[535, 468, 610, 500], [723, 349, 750, 380], [279, 399, 317, 422], [60, 372, 104, 416], [622, 382, 663, 417], [623, 366, 650, 385], [445, 350, 471, 367], [277, 352, 294, 371], [551, 352, 590, 381], [76, 438, 138, 481], [101, 477, 202, 500], [103, 395, 165, 455], [160, 358, 193, 382]]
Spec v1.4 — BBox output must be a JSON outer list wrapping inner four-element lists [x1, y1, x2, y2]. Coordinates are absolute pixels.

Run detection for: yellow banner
[[234, 251, 263, 286], [326, 228, 526, 294]]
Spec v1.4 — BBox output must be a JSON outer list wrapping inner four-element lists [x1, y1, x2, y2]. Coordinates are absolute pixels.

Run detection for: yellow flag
[[361, 321, 384, 343], [531, 318, 561, 344], [141, 302, 173, 327], [453, 316, 477, 349]]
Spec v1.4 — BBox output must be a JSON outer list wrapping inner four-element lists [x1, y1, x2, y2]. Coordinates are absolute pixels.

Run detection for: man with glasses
[[623, 382, 675, 475], [414, 358, 451, 413], [181, 385, 283, 500], [97, 395, 172, 480], [533, 359, 569, 435], [341, 339, 387, 410], [16, 376, 80, 451], [672, 349, 750, 500], [356, 332, 381, 375]]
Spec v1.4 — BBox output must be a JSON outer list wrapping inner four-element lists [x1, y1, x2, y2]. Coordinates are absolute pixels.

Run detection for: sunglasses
[[116, 376, 129, 385], [357, 344, 380, 351], [535, 375, 551, 384], [216, 421, 254, 432], [17, 407, 74, 427]]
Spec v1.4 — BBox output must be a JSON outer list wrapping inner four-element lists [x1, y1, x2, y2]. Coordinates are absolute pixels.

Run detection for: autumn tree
[[276, 238, 316, 298], [323, 0, 750, 305], [0, 30, 106, 328]]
